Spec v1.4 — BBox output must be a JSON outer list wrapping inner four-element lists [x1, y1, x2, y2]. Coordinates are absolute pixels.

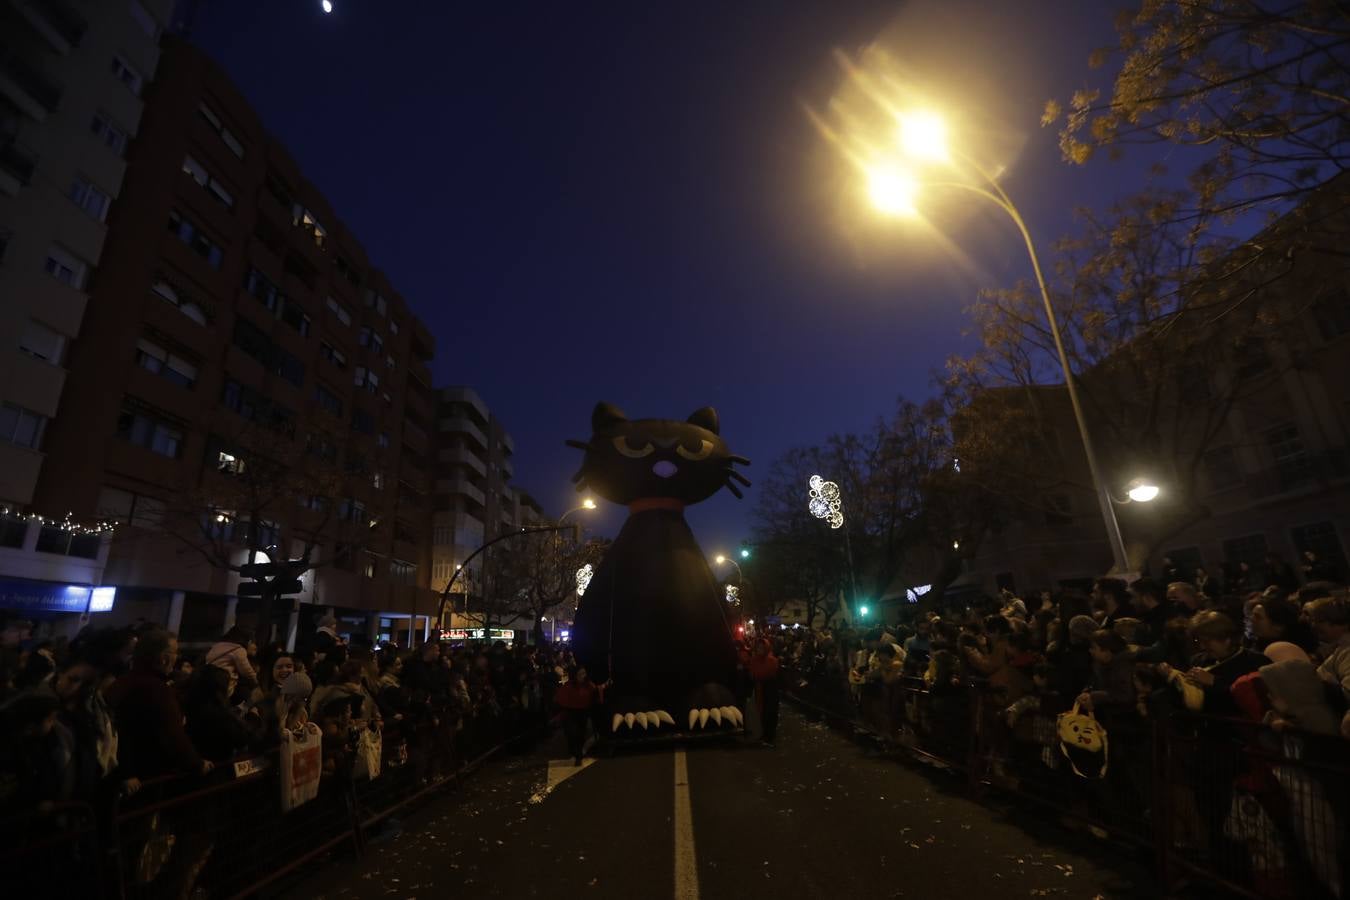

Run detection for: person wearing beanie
[[1260, 659, 1341, 736]]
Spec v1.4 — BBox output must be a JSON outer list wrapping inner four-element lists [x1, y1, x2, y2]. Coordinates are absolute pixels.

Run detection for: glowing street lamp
[[714, 554, 743, 581], [1125, 478, 1160, 503], [841, 98, 1132, 572], [321, 0, 333, 12]]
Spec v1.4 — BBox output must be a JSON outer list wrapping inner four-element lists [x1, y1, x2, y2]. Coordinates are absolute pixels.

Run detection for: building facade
[[968, 194, 1350, 595], [432, 386, 522, 627], [12, 36, 439, 645], [0, 0, 173, 625]]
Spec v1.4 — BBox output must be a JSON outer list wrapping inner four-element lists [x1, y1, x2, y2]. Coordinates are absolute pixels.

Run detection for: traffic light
[[859, 604, 870, 618], [238, 558, 305, 599], [739, 547, 750, 559]]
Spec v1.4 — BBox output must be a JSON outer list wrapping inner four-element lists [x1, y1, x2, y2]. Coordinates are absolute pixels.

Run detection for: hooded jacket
[[1260, 659, 1341, 735]]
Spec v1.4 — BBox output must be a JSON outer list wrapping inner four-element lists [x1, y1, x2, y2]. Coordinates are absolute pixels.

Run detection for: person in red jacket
[[554, 666, 600, 765], [106, 629, 213, 779], [747, 639, 780, 747]]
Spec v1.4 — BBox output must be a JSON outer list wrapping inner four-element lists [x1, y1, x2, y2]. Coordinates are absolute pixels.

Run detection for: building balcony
[[436, 444, 487, 477], [436, 475, 485, 507], [409, 356, 432, 391], [0, 137, 36, 195], [438, 415, 487, 449], [11, 1, 86, 54], [0, 46, 62, 119], [499, 430, 515, 454], [439, 386, 489, 423]]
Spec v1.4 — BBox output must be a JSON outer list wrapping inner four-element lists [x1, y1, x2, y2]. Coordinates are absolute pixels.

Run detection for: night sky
[[188, 0, 1141, 555]]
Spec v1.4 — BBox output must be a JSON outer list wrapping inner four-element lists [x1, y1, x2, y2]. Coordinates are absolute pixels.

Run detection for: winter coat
[[106, 665, 205, 778]]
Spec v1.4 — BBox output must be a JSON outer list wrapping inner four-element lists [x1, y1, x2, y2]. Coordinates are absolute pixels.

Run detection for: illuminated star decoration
[[725, 584, 740, 604], [807, 475, 844, 529], [575, 563, 594, 597]]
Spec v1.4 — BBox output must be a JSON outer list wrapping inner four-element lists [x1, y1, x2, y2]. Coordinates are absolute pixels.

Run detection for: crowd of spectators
[[770, 562, 1349, 898], [0, 613, 568, 819]]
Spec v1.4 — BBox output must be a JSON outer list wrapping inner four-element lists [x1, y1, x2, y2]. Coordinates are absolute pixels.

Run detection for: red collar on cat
[[628, 497, 686, 514]]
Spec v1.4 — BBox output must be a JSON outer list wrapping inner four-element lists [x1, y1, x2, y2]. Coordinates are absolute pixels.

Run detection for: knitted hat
[[280, 671, 313, 701], [1068, 615, 1098, 643], [1262, 641, 1309, 665], [1259, 659, 1339, 735]]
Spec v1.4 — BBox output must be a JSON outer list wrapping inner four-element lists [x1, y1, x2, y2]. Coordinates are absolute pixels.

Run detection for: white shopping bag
[[280, 722, 323, 811], [352, 728, 382, 781]]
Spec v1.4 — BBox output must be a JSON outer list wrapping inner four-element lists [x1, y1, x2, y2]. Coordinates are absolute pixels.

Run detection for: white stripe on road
[[673, 749, 699, 900]]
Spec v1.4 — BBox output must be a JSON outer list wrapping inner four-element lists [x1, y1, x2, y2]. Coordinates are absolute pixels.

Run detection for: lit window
[[291, 204, 327, 249], [18, 320, 66, 364], [373, 470, 385, 490], [389, 320, 400, 335], [364, 290, 387, 316], [0, 403, 48, 450], [111, 55, 144, 95], [70, 177, 111, 221], [44, 246, 88, 289], [358, 328, 383, 354]]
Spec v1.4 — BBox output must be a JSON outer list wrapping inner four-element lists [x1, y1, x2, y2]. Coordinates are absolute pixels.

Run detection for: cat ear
[[591, 402, 628, 432], [686, 406, 719, 435]]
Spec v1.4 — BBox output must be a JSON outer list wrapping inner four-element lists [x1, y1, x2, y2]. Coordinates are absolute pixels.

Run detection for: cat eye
[[676, 440, 714, 461], [612, 435, 654, 458]]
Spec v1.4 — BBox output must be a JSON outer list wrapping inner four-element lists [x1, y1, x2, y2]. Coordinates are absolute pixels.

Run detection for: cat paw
[[686, 706, 743, 729], [610, 709, 676, 732]]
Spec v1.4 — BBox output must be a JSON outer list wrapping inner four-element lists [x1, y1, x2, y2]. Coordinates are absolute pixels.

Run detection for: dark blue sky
[[189, 0, 1137, 555]]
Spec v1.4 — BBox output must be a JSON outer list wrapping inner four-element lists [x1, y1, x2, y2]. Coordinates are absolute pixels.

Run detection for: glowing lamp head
[[897, 111, 948, 162], [859, 605, 870, 617], [1126, 480, 1160, 503], [867, 166, 918, 216], [582, 498, 597, 509], [740, 548, 750, 559], [321, 0, 333, 13], [715, 555, 726, 565]]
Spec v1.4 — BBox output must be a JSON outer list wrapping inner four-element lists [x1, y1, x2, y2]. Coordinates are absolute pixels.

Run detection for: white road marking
[[673, 749, 699, 900]]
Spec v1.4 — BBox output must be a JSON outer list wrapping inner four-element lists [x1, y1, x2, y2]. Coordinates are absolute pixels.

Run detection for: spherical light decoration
[[575, 563, 594, 597], [807, 475, 845, 528], [725, 584, 739, 604]]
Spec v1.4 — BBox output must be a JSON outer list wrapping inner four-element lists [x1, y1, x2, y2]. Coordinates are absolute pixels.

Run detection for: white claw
[[647, 711, 663, 729], [635, 712, 649, 730], [719, 706, 737, 726], [698, 708, 710, 728], [656, 710, 675, 726], [728, 707, 744, 727], [709, 707, 722, 726], [612, 713, 624, 733], [689, 709, 699, 729], [624, 712, 635, 729]]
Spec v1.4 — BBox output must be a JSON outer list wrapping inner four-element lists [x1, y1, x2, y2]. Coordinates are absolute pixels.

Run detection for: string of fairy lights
[[0, 508, 117, 536]]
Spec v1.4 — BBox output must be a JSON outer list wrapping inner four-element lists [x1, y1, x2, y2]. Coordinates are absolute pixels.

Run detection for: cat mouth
[[651, 460, 678, 479]]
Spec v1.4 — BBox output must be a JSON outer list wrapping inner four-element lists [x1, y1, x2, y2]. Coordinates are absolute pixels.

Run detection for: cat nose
[[652, 460, 678, 478]]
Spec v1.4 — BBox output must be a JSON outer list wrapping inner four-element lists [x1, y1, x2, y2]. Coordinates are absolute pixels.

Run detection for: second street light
[[833, 87, 1134, 573]]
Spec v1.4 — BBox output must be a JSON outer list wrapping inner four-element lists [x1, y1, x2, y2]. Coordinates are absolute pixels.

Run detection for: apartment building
[[432, 386, 522, 626], [967, 190, 1350, 595], [0, 0, 173, 623], [18, 36, 439, 644]]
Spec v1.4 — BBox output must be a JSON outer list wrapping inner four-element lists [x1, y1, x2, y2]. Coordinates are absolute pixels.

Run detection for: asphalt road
[[290, 707, 1153, 900]]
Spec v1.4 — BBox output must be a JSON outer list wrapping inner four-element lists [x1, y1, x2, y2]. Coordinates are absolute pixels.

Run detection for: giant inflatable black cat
[[567, 402, 751, 732]]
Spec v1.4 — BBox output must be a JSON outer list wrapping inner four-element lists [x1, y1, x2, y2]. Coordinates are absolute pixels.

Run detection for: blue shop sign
[[0, 579, 116, 614]]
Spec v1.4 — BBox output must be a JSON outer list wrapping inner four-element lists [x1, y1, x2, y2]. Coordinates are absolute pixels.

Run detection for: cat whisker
[[727, 454, 751, 466], [727, 471, 751, 487], [725, 482, 744, 500]]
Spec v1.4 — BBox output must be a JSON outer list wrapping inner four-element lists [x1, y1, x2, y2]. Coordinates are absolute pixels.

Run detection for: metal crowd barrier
[[1, 709, 546, 900], [784, 667, 1349, 900]]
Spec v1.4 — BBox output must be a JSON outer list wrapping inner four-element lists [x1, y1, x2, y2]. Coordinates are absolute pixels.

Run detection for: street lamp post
[[862, 114, 1133, 573]]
